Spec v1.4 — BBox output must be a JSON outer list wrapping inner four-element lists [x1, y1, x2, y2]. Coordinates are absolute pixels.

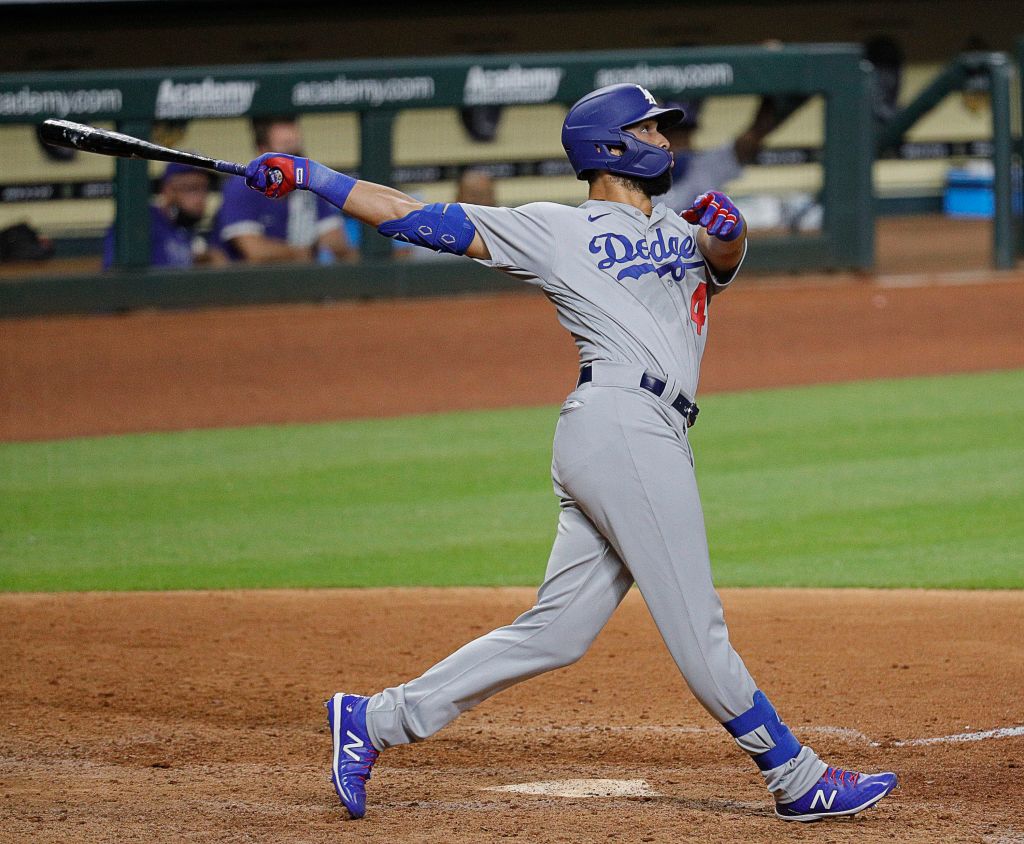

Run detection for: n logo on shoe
[[809, 789, 837, 810], [343, 730, 364, 761]]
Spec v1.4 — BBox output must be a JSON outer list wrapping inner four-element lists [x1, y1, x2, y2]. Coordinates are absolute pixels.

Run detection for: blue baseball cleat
[[775, 766, 898, 822], [325, 692, 379, 820]]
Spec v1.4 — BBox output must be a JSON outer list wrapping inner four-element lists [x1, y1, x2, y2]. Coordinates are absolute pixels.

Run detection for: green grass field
[[2, 370, 1022, 592]]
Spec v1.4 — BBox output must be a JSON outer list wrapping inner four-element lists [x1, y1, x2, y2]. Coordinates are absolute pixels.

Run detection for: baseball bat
[[38, 119, 247, 177]]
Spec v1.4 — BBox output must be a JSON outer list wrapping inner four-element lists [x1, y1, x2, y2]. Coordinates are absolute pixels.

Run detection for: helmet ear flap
[[603, 130, 672, 180]]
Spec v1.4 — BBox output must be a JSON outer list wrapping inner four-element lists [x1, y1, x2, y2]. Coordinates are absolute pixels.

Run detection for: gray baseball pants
[[364, 362, 824, 801]]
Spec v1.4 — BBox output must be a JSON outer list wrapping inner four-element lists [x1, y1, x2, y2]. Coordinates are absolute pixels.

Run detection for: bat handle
[[214, 160, 248, 177]]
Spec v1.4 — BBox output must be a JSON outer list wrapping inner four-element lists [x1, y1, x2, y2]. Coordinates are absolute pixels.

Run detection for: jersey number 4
[[690, 281, 708, 335]]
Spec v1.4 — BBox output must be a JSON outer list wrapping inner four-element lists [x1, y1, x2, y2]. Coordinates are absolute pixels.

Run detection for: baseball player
[[243, 83, 897, 824]]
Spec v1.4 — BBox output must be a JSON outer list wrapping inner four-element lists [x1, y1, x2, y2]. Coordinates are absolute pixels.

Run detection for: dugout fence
[[875, 50, 1019, 269], [0, 45, 876, 315]]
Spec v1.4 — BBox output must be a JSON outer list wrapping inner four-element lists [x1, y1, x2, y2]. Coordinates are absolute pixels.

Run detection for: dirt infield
[[2, 588, 1022, 843], [2, 272, 1024, 441], [3, 273, 1023, 842]]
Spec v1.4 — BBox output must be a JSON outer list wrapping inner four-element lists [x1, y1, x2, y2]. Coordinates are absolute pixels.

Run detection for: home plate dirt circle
[[485, 778, 661, 798]]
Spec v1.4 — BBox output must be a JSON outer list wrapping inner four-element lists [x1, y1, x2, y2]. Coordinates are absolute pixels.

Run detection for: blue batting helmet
[[561, 84, 684, 180]]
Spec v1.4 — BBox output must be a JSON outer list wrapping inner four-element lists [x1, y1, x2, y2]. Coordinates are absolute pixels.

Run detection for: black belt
[[577, 364, 700, 427]]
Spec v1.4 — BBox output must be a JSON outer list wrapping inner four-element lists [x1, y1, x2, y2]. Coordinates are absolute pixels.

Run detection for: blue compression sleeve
[[306, 160, 357, 210]]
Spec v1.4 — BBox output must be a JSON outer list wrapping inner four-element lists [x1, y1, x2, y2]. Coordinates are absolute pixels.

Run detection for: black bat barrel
[[38, 119, 246, 177]]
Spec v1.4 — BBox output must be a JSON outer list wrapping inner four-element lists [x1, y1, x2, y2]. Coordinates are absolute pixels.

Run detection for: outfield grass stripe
[[1, 370, 1022, 592]]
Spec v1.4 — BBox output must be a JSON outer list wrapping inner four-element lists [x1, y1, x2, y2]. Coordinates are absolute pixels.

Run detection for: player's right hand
[[244, 153, 311, 199]]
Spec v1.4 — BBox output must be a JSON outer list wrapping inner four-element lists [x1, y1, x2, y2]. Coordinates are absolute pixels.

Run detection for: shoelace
[[821, 766, 860, 787], [342, 747, 379, 781]]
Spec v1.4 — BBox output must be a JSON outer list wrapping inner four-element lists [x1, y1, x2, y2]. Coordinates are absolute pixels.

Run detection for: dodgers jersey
[[462, 200, 746, 402]]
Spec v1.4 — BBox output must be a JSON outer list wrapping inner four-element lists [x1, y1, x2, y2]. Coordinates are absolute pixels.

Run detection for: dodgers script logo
[[589, 228, 705, 282]]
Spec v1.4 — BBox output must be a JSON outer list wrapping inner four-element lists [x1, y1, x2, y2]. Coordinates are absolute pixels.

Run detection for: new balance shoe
[[775, 766, 897, 822], [325, 692, 379, 820]]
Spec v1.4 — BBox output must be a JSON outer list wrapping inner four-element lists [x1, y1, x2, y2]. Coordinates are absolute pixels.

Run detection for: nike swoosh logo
[[588, 213, 610, 222]]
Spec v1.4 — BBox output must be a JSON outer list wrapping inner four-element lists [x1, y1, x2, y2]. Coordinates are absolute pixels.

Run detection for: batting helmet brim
[[623, 104, 686, 132]]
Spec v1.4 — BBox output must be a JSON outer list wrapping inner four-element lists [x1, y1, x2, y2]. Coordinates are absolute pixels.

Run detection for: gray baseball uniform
[[364, 198, 826, 802]]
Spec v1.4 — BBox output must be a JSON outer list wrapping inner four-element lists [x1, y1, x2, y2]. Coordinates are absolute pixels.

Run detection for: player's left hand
[[244, 153, 311, 199], [681, 191, 744, 241]]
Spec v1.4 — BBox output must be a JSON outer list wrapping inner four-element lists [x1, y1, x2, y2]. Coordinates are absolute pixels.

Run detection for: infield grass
[[1, 370, 1022, 592]]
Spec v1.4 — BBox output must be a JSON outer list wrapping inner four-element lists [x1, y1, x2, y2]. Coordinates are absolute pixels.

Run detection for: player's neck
[[588, 173, 653, 216]]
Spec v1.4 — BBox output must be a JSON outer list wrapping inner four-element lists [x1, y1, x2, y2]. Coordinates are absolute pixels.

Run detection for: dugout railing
[[0, 45, 875, 316], [876, 50, 1018, 270], [1017, 37, 1024, 262]]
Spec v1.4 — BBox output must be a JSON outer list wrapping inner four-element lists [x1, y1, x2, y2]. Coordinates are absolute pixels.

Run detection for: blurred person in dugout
[[654, 94, 794, 212], [657, 35, 903, 213], [102, 162, 227, 269], [455, 167, 497, 206], [215, 115, 357, 263]]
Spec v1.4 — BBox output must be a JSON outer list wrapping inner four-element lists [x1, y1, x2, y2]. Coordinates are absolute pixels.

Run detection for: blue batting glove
[[682, 190, 745, 241], [244, 153, 311, 199]]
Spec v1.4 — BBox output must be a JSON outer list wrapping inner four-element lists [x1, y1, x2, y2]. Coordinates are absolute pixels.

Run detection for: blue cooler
[[943, 168, 994, 218]]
